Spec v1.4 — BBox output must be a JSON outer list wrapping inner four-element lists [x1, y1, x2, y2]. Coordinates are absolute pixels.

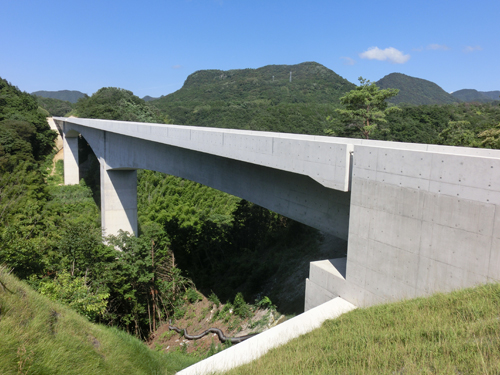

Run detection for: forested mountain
[[35, 95, 74, 116], [149, 62, 355, 134], [451, 89, 494, 103], [376, 73, 460, 105], [451, 89, 500, 103], [73, 87, 165, 123], [142, 95, 158, 101], [32, 89, 87, 103], [482, 91, 500, 101]]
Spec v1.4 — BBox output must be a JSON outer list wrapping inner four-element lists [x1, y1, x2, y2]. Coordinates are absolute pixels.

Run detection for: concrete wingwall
[[306, 143, 500, 309]]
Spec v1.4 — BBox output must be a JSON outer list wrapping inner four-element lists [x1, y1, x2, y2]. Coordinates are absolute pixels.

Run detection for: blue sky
[[1, 0, 498, 98]]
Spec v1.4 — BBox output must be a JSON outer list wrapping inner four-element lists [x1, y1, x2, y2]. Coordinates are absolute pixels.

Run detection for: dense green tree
[[0, 78, 56, 160], [437, 121, 479, 147], [478, 124, 500, 148], [73, 87, 164, 123], [329, 77, 400, 139]]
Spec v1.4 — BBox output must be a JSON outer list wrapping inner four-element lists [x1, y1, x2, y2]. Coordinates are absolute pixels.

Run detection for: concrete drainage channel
[[177, 297, 356, 375]]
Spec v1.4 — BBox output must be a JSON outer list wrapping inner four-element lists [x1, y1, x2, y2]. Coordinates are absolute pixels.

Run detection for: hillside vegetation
[[72, 87, 165, 123], [34, 96, 74, 117], [225, 283, 500, 374], [376, 73, 460, 105], [32, 90, 87, 103], [451, 89, 499, 103], [150, 62, 355, 134]]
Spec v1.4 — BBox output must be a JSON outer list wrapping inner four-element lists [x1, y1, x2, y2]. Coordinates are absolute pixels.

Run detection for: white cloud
[[427, 44, 450, 50], [463, 45, 482, 53], [359, 47, 410, 64], [340, 56, 356, 66], [172, 65, 182, 69]]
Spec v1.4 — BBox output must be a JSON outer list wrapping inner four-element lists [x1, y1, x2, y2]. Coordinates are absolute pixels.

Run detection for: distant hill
[[482, 91, 500, 101], [451, 89, 493, 103], [32, 90, 87, 103], [150, 62, 356, 134], [35, 96, 74, 116], [142, 95, 158, 102], [158, 61, 354, 105], [376, 73, 460, 105]]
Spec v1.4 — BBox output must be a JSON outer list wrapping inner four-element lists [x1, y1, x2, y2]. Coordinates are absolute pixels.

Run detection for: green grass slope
[[377, 73, 460, 105], [0, 267, 196, 375], [225, 283, 500, 374]]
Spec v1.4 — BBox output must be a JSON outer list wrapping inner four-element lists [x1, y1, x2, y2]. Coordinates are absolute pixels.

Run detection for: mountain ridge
[[32, 90, 87, 103], [376, 73, 460, 105], [451, 89, 500, 103]]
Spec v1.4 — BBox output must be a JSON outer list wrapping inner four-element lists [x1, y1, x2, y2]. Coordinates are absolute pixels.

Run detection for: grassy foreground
[[224, 283, 500, 374], [0, 267, 197, 375]]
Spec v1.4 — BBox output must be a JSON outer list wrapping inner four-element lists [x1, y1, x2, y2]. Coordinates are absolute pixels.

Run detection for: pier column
[[63, 133, 79, 185], [101, 168, 138, 237]]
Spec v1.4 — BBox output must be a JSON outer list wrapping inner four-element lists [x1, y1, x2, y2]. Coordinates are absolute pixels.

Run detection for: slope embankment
[[0, 267, 196, 375]]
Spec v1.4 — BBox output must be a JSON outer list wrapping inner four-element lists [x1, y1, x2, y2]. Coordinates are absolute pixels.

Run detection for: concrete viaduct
[[53, 117, 500, 310]]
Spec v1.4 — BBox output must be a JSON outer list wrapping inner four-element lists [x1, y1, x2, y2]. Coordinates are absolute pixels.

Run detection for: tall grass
[[0, 267, 197, 374], [224, 283, 500, 374]]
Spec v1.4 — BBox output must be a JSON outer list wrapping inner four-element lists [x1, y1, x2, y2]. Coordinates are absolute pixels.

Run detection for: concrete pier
[[101, 168, 138, 237], [63, 131, 79, 185]]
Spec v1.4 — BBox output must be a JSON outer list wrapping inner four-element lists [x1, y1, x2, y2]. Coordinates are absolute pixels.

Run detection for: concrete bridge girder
[[55, 117, 500, 311], [57, 119, 351, 240]]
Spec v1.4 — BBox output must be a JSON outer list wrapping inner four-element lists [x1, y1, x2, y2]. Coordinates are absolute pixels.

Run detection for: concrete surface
[[62, 132, 79, 185], [306, 144, 500, 309], [176, 297, 356, 375], [54, 118, 352, 239], [101, 169, 138, 237], [54, 117, 500, 315]]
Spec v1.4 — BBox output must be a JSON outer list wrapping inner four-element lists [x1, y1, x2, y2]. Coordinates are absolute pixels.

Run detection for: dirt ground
[[148, 295, 284, 356]]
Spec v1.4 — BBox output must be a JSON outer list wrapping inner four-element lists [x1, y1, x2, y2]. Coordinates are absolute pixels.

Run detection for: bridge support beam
[[63, 133, 79, 185], [101, 168, 138, 237]]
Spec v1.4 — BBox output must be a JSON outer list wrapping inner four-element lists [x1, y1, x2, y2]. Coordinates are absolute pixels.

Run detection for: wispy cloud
[[427, 44, 450, 50], [412, 46, 424, 52], [463, 45, 482, 53], [172, 65, 182, 69], [340, 56, 355, 66], [359, 47, 410, 64]]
